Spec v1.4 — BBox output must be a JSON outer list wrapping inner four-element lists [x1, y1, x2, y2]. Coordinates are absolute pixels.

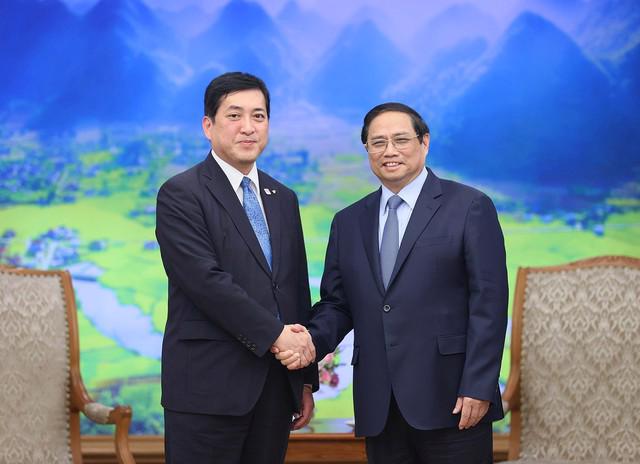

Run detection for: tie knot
[[241, 177, 252, 191], [387, 195, 403, 211]]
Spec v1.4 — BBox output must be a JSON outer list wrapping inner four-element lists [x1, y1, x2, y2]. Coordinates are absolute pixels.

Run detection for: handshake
[[271, 324, 315, 370]]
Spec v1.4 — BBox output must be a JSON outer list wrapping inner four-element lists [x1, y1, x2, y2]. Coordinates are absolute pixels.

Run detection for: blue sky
[[57, 0, 589, 53], [59, 0, 574, 24]]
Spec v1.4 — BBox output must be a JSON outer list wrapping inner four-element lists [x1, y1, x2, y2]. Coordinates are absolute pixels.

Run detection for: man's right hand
[[272, 348, 305, 370], [272, 324, 315, 368]]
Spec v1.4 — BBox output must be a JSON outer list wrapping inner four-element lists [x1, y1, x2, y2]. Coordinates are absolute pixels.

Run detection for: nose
[[240, 115, 255, 134], [383, 141, 399, 156]]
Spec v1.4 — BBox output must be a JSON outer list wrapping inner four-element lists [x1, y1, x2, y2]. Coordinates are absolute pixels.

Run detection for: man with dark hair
[[156, 71, 317, 463], [277, 102, 508, 463]]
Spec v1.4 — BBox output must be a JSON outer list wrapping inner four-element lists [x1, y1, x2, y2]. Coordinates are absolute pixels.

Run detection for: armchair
[[502, 256, 640, 463], [0, 267, 135, 463]]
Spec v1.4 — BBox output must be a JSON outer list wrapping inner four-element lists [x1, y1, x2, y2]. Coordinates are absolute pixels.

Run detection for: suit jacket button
[[383, 304, 391, 312]]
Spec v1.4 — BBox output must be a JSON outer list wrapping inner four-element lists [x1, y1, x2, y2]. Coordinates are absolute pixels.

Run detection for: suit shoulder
[[159, 160, 204, 192], [439, 177, 493, 204]]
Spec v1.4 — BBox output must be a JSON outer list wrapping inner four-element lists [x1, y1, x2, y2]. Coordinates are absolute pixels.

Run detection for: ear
[[421, 133, 430, 152], [202, 116, 213, 141]]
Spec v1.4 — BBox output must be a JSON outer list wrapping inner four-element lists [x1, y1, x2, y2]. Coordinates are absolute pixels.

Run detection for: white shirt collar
[[380, 168, 428, 212], [210, 150, 260, 192]]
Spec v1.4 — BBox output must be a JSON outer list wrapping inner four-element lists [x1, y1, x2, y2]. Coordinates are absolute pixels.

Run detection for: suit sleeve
[[308, 216, 355, 362], [291, 193, 320, 390], [155, 178, 283, 357], [458, 194, 509, 401]]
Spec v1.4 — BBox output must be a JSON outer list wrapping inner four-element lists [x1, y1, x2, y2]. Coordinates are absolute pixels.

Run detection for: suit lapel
[[201, 155, 272, 276], [258, 172, 281, 278], [387, 169, 443, 289], [359, 189, 385, 296]]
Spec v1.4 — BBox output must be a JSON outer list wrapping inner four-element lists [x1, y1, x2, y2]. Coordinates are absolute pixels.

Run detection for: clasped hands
[[271, 324, 314, 369], [272, 327, 488, 430]]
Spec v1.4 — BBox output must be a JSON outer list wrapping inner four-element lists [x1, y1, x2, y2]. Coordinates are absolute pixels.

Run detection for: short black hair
[[361, 102, 430, 144], [204, 72, 270, 119]]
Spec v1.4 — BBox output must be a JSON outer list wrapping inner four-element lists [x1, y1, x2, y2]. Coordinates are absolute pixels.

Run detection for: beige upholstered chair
[[501, 256, 640, 464], [0, 267, 135, 464]]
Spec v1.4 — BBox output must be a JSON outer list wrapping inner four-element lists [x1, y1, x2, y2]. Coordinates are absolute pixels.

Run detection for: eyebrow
[[224, 105, 266, 112], [369, 131, 413, 140]]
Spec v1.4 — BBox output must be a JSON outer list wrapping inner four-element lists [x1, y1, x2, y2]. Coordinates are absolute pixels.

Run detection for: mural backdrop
[[1, 0, 639, 434]]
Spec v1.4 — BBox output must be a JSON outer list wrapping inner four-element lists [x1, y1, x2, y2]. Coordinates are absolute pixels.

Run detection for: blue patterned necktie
[[241, 177, 272, 269], [380, 195, 403, 289]]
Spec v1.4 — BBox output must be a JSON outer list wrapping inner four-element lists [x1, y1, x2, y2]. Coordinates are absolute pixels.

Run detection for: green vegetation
[[314, 384, 355, 420], [2, 142, 638, 434], [80, 150, 113, 168]]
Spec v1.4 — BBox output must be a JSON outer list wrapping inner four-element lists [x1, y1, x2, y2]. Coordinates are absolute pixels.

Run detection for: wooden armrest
[[83, 402, 132, 424], [83, 402, 114, 424], [82, 403, 135, 464], [502, 399, 510, 413], [501, 365, 520, 413]]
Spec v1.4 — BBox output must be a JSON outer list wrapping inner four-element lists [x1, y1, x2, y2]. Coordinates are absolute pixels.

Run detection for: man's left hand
[[452, 396, 489, 429], [292, 385, 314, 430]]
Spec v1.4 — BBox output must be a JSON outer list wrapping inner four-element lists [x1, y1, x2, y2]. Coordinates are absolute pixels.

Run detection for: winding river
[[68, 262, 162, 359]]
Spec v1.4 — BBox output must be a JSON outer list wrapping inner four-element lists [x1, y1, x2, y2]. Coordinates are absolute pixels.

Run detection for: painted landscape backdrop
[[1, 0, 639, 434]]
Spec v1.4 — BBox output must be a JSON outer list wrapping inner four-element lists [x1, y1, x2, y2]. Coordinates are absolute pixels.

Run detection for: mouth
[[382, 161, 402, 168], [238, 139, 257, 146]]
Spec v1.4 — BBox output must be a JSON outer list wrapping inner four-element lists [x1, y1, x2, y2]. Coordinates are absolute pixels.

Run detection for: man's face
[[202, 89, 269, 174], [366, 111, 429, 193]]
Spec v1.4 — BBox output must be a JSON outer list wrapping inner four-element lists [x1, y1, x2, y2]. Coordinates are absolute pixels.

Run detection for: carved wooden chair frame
[[501, 255, 640, 461], [1, 266, 135, 463]]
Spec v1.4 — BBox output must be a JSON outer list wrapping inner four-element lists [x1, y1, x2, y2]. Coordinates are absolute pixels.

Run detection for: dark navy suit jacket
[[156, 154, 317, 416], [309, 168, 508, 437]]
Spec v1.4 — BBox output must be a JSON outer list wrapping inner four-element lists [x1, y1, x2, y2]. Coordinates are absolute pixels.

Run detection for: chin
[[382, 174, 405, 184], [238, 151, 259, 161]]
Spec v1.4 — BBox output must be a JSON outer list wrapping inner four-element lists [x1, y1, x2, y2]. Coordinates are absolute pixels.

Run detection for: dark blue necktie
[[241, 177, 272, 269]]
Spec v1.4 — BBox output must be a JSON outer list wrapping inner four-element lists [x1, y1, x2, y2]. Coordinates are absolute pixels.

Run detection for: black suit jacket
[[309, 168, 508, 436], [156, 154, 317, 416]]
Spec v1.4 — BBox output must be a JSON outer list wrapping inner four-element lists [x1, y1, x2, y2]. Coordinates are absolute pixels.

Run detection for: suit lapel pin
[[263, 188, 271, 195]]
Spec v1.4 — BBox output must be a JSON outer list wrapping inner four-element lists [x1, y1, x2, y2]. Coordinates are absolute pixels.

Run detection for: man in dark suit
[[276, 103, 508, 463], [156, 72, 317, 464]]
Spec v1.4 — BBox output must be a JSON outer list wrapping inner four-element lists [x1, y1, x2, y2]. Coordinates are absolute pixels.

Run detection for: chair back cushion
[[519, 261, 640, 461], [0, 270, 72, 463]]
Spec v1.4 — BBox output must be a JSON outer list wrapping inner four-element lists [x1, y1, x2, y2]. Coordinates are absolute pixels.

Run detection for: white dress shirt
[[378, 168, 428, 250], [210, 151, 269, 231]]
